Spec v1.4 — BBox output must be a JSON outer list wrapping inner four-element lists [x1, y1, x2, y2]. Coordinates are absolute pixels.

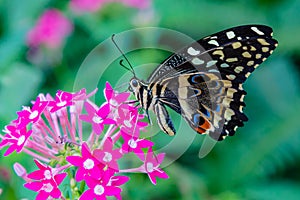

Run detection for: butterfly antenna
[[111, 34, 136, 77]]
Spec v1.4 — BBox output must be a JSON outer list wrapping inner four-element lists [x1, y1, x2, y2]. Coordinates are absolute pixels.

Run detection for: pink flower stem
[[56, 163, 72, 172], [99, 125, 115, 148], [70, 108, 77, 142], [111, 130, 121, 142], [77, 114, 83, 142], [61, 108, 73, 138], [119, 167, 142, 173], [37, 118, 58, 140], [27, 140, 58, 157], [22, 148, 50, 163], [43, 111, 61, 140], [58, 109, 69, 138], [87, 130, 96, 145], [50, 111, 63, 138]]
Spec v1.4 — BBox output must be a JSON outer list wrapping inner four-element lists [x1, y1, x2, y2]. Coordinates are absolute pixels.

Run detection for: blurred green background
[[1, 0, 300, 199]]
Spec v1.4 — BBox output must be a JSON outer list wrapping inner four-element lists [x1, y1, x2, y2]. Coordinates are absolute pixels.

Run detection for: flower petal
[[24, 181, 43, 191], [51, 187, 62, 198], [66, 155, 82, 166], [105, 82, 113, 100], [54, 173, 67, 185]]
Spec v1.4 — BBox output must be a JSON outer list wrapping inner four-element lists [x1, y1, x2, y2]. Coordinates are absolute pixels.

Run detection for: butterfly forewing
[[148, 25, 277, 83], [137, 25, 277, 140]]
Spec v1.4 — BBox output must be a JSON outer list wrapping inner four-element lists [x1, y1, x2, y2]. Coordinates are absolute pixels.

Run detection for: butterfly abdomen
[[132, 80, 178, 136]]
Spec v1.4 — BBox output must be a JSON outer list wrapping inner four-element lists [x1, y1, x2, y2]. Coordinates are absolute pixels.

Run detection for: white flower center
[[92, 115, 102, 124], [17, 135, 25, 146], [44, 170, 52, 179], [128, 139, 137, 149], [83, 158, 94, 170], [110, 99, 118, 106], [103, 152, 112, 162], [94, 184, 105, 195], [29, 110, 39, 120], [57, 101, 67, 107], [124, 120, 132, 128], [43, 183, 53, 193], [146, 162, 154, 173]]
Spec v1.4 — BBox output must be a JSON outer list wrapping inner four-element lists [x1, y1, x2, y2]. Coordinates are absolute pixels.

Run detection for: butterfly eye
[[131, 79, 139, 88]]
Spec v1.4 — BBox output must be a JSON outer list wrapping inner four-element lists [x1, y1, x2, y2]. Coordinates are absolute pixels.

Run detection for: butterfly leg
[[123, 100, 139, 104], [154, 103, 176, 136], [146, 109, 153, 125]]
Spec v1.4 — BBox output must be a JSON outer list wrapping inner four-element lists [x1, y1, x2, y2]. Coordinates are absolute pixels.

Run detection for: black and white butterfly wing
[[148, 25, 277, 83], [149, 25, 278, 140]]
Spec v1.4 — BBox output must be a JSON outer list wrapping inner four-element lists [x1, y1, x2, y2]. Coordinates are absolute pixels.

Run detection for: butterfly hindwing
[[157, 72, 247, 140]]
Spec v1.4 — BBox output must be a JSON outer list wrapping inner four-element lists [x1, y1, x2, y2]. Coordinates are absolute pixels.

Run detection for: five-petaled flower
[[79, 101, 115, 134], [24, 160, 67, 200], [94, 137, 122, 171], [80, 172, 129, 200], [116, 105, 148, 135], [16, 96, 48, 128], [66, 142, 104, 181], [105, 82, 131, 109], [0, 126, 32, 156], [138, 148, 168, 185], [121, 130, 154, 160]]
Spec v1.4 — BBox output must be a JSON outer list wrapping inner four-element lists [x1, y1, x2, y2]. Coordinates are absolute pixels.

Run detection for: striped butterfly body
[[128, 25, 278, 141]]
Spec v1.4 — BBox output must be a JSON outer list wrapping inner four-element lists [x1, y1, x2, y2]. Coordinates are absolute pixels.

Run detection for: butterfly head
[[129, 78, 141, 93]]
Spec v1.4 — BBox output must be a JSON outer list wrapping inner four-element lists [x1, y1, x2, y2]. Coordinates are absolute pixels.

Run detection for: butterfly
[[115, 25, 278, 141]]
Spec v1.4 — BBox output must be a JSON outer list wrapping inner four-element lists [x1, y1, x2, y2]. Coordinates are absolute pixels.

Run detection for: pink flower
[[80, 101, 115, 134], [16, 97, 48, 128], [27, 9, 73, 49], [80, 173, 128, 200], [94, 137, 122, 171], [24, 160, 67, 200], [121, 130, 153, 160], [121, 0, 151, 9], [0, 126, 32, 156], [104, 82, 130, 108], [66, 143, 104, 181], [117, 105, 147, 135], [48, 90, 75, 112], [138, 148, 168, 185], [70, 0, 107, 13]]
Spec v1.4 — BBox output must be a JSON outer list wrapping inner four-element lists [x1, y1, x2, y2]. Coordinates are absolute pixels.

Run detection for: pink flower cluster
[[26, 1, 151, 50], [70, 0, 151, 13], [27, 9, 73, 49], [0, 82, 168, 199]]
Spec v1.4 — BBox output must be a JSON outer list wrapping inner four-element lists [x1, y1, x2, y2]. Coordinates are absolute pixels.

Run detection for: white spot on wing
[[206, 60, 218, 68], [251, 26, 264, 35], [208, 69, 219, 73], [187, 47, 200, 56], [226, 31, 235, 39], [208, 40, 219, 46], [192, 58, 205, 65], [221, 63, 229, 68]]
